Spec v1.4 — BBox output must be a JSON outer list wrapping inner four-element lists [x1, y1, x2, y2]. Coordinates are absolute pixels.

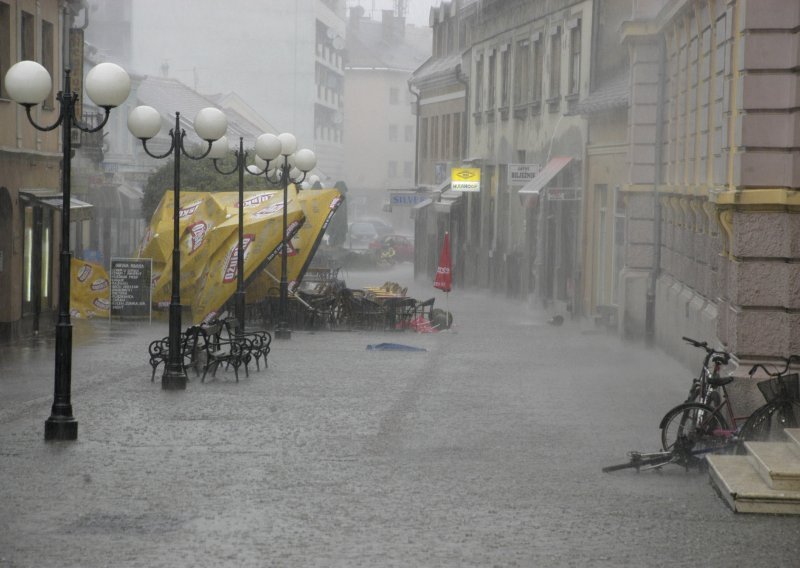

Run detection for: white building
[[86, 0, 347, 181]]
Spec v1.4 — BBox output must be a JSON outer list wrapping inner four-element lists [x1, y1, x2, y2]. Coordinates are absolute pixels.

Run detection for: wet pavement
[[1, 264, 799, 567]]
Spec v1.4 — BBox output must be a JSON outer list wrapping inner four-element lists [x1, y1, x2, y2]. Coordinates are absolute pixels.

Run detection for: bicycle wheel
[[660, 402, 730, 454], [739, 400, 800, 443]]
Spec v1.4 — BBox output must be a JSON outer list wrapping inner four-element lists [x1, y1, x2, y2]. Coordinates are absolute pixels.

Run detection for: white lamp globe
[[246, 164, 263, 175], [294, 148, 317, 172], [253, 155, 268, 172], [85, 62, 131, 108], [209, 136, 230, 160], [4, 61, 51, 104], [255, 133, 281, 161], [194, 107, 227, 141], [289, 167, 302, 180], [127, 105, 162, 139], [277, 132, 297, 156], [308, 174, 321, 187]]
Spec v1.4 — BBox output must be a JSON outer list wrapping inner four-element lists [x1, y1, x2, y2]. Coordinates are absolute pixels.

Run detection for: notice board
[[110, 258, 151, 319]]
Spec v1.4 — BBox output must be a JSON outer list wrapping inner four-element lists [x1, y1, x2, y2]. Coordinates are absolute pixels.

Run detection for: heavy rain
[[2, 0, 800, 566]]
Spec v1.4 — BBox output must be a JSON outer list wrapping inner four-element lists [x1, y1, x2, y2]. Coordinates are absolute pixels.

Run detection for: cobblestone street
[[1, 266, 799, 567]]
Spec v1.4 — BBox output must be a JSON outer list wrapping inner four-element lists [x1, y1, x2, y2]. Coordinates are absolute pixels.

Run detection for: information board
[[110, 258, 151, 319]]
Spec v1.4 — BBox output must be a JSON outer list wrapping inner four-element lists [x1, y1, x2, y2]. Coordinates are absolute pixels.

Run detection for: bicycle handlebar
[[682, 336, 731, 363], [748, 354, 800, 377]]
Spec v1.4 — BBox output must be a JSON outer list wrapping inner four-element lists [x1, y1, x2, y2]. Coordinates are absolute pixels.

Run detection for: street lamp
[[128, 105, 227, 390], [250, 133, 316, 340], [208, 135, 261, 333], [4, 60, 131, 441]]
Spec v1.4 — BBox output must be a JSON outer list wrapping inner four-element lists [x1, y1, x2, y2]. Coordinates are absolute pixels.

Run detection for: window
[[42, 21, 55, 108], [568, 18, 581, 96], [446, 20, 454, 54], [420, 117, 429, 156], [389, 87, 399, 105], [388, 161, 397, 178], [452, 113, 461, 159], [389, 124, 398, 142], [21, 11, 34, 61], [405, 124, 414, 143], [487, 50, 497, 109], [442, 114, 451, 159], [431, 116, 439, 160], [514, 40, 531, 106], [500, 46, 510, 109], [474, 54, 484, 112], [403, 161, 414, 179], [532, 35, 543, 103], [549, 26, 562, 100], [0, 2, 9, 98]]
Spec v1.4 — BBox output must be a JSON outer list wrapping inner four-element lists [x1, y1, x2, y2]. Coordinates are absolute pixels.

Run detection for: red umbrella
[[434, 231, 452, 293]]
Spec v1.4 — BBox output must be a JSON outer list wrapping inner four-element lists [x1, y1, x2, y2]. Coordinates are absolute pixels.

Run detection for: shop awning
[[19, 188, 94, 222], [517, 156, 573, 207]]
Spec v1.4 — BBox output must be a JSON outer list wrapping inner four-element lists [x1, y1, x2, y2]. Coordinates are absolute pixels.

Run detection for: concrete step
[[744, 441, 800, 491], [785, 428, 800, 450], [707, 454, 800, 514]]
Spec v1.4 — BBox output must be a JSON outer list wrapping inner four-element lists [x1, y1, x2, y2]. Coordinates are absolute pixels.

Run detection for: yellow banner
[[70, 259, 110, 318]]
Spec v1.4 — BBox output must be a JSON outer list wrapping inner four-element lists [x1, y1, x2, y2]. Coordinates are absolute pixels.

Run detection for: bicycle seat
[[708, 375, 734, 387]]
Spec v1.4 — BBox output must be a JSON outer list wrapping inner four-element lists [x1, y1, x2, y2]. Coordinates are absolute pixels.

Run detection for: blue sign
[[390, 193, 427, 207]]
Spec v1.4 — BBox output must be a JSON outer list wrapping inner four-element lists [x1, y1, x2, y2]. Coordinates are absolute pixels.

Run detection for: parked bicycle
[[603, 347, 800, 473], [677, 336, 733, 405]]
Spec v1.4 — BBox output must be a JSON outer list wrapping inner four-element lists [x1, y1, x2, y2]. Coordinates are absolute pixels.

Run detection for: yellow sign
[[451, 168, 481, 192]]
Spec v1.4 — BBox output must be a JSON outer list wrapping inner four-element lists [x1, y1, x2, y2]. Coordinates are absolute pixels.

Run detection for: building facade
[[620, 0, 800, 389], [412, 0, 799, 395], [410, 0, 593, 310], [0, 0, 89, 341]]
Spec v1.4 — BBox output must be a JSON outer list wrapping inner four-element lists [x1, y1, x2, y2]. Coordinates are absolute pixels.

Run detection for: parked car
[[354, 217, 394, 237], [368, 234, 414, 264], [346, 221, 380, 251]]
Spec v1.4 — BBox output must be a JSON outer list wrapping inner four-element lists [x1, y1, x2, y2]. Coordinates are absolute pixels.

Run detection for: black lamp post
[[4, 60, 131, 441], [250, 133, 317, 340], [209, 135, 254, 332], [128, 105, 228, 390]]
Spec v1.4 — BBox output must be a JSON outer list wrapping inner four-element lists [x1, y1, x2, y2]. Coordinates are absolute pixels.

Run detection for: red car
[[368, 235, 414, 264]]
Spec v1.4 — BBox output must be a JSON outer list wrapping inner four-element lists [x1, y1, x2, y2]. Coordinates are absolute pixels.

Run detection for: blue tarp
[[366, 343, 427, 352]]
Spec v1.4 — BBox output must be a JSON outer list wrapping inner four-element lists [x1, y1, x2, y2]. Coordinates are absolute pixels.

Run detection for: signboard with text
[[110, 258, 152, 319], [390, 192, 429, 207], [508, 163, 541, 186], [451, 168, 481, 192]]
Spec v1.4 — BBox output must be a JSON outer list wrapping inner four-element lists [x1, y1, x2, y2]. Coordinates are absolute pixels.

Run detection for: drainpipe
[[407, 79, 421, 187], [455, 62, 469, 162], [645, 36, 666, 346]]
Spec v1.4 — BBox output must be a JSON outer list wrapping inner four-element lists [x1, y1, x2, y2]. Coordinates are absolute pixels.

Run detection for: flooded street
[[1, 263, 799, 567]]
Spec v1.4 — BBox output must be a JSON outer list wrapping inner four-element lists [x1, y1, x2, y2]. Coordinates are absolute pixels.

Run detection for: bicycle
[[604, 352, 800, 473], [678, 336, 733, 405], [737, 356, 800, 442]]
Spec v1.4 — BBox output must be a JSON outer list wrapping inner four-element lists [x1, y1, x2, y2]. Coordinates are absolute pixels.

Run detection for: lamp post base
[[274, 324, 292, 340], [161, 368, 188, 390], [44, 416, 78, 441]]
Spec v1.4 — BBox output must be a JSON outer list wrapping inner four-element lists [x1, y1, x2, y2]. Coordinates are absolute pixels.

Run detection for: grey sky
[[346, 0, 439, 27]]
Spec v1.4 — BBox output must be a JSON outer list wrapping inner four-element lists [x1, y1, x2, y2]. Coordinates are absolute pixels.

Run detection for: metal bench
[[147, 325, 203, 382], [221, 318, 272, 371], [198, 321, 247, 382]]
